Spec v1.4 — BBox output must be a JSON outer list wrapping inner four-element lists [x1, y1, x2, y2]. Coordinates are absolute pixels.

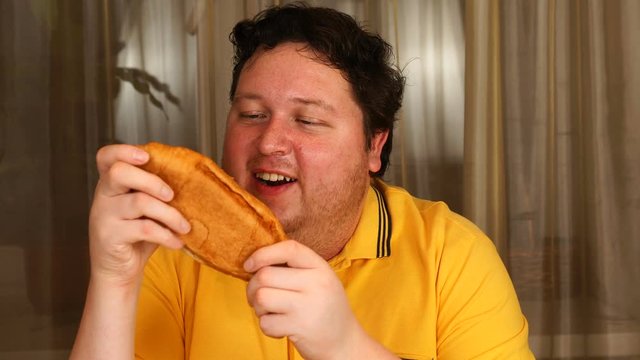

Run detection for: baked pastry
[[138, 142, 286, 280]]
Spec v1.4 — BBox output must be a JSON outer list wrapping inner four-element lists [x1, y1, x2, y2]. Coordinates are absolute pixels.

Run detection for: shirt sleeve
[[135, 248, 186, 360], [435, 214, 534, 359]]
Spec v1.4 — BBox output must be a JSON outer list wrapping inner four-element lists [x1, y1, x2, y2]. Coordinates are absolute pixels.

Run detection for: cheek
[[222, 127, 251, 172], [297, 138, 366, 177]]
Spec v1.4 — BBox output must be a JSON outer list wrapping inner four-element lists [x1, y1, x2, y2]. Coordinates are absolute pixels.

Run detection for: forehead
[[237, 43, 353, 98], [234, 42, 364, 128]]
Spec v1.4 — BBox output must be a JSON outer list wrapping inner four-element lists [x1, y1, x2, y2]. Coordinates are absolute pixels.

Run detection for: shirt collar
[[329, 181, 392, 270]]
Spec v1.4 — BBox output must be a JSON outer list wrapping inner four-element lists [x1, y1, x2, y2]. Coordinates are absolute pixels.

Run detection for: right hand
[[88, 144, 191, 287]]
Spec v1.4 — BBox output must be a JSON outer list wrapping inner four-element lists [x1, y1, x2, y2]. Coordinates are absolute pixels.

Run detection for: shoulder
[[377, 180, 494, 256], [376, 181, 531, 358], [376, 180, 513, 309]]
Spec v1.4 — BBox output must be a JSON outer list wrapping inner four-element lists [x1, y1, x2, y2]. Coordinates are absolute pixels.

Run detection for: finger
[[118, 192, 191, 235], [121, 218, 184, 250], [247, 286, 299, 317], [247, 266, 309, 297], [138, 241, 161, 264], [244, 240, 327, 273], [258, 313, 292, 339], [98, 161, 173, 201], [246, 266, 307, 308], [96, 144, 149, 176]]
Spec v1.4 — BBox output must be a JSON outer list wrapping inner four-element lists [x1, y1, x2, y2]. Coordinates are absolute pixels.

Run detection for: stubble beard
[[281, 158, 371, 260]]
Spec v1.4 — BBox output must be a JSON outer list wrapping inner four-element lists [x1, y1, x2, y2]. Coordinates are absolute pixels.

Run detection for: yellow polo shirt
[[135, 181, 533, 359]]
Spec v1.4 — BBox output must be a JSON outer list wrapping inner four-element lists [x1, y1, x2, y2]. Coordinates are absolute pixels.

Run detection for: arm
[[244, 240, 399, 360], [435, 220, 533, 359], [70, 145, 190, 360], [71, 273, 141, 359]]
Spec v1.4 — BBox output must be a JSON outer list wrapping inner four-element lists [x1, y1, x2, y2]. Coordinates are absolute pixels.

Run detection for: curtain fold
[[465, 0, 640, 358], [388, 0, 466, 213], [0, 0, 110, 354], [463, 0, 509, 257]]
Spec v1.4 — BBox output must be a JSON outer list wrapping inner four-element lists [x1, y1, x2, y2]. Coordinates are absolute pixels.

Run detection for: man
[[71, 3, 533, 359]]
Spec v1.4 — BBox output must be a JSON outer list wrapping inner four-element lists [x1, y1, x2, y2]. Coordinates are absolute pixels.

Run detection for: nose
[[256, 117, 292, 156]]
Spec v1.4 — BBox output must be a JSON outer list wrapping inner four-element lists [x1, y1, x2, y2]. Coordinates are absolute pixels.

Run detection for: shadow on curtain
[[0, 0, 198, 357]]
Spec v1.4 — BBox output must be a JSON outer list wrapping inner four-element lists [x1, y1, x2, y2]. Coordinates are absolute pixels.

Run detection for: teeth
[[256, 172, 294, 182]]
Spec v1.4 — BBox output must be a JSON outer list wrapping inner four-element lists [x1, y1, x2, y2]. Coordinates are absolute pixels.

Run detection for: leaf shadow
[[114, 67, 182, 121]]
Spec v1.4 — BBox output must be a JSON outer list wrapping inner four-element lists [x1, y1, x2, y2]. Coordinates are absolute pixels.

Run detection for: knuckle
[[285, 239, 301, 254], [131, 192, 149, 210], [89, 204, 114, 238], [285, 239, 298, 248], [254, 267, 272, 285], [140, 218, 157, 237], [89, 220, 108, 243], [95, 145, 110, 164], [314, 272, 335, 291], [259, 317, 278, 337], [253, 287, 269, 307], [106, 161, 126, 182]]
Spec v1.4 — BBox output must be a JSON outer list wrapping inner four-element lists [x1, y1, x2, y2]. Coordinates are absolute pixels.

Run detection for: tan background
[[1, 0, 638, 358]]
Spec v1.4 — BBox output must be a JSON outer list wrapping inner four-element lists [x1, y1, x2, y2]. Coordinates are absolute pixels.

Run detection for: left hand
[[244, 240, 362, 360]]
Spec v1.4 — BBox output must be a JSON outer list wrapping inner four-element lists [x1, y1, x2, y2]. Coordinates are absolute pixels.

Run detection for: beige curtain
[[110, 0, 198, 148], [0, 1, 110, 358], [384, 0, 467, 213], [0, 1, 200, 357], [3, 0, 637, 358], [465, 0, 640, 358]]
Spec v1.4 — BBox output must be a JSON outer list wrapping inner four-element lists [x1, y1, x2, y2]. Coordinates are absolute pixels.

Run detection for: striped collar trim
[[372, 185, 392, 258], [329, 182, 392, 269]]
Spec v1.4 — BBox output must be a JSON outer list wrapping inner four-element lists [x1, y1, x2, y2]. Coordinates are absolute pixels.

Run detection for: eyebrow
[[233, 93, 336, 113], [291, 96, 336, 113]]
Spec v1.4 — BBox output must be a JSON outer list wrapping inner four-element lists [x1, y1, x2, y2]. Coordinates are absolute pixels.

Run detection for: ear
[[367, 130, 389, 173]]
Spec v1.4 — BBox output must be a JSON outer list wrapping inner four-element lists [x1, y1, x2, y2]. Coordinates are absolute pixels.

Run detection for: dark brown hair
[[229, 2, 405, 176]]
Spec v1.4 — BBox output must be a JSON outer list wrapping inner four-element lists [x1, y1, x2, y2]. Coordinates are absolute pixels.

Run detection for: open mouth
[[255, 172, 297, 187]]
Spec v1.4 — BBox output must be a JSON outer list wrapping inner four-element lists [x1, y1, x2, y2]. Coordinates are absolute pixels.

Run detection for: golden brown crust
[[138, 142, 286, 280]]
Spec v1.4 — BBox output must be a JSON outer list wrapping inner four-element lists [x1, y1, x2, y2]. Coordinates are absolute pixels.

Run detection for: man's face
[[222, 42, 387, 258]]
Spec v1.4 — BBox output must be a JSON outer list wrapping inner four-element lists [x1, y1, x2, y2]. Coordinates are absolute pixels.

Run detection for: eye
[[240, 112, 267, 120], [296, 118, 317, 126]]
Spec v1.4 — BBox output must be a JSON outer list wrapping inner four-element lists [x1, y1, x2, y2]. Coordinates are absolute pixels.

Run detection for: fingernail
[[243, 258, 254, 272], [133, 149, 148, 163], [180, 219, 191, 234], [160, 186, 173, 201]]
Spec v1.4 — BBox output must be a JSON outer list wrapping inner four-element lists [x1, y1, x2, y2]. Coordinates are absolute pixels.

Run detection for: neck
[[289, 187, 368, 261]]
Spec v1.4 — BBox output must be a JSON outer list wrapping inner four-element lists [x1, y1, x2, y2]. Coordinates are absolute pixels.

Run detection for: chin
[[278, 216, 295, 234], [278, 216, 302, 239]]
